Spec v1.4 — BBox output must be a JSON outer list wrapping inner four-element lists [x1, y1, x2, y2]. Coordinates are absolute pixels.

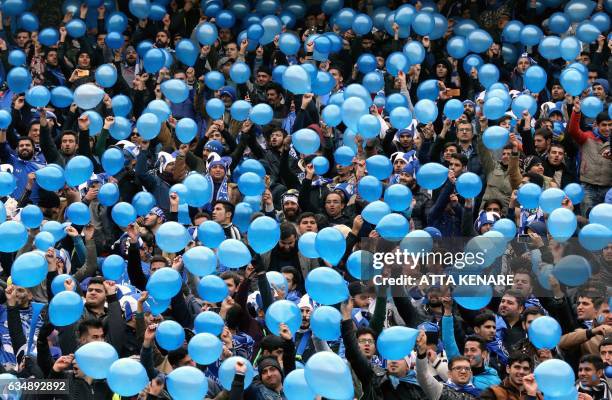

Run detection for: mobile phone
[[76, 69, 90, 78], [446, 88, 460, 97], [517, 234, 531, 243]]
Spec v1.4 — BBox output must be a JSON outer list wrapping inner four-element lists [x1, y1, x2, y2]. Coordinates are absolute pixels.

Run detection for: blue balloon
[[376, 213, 409, 240], [232, 202, 253, 233], [74, 341, 118, 379], [102, 254, 125, 280], [156, 221, 190, 253], [18, 12, 39, 31], [8, 49, 26, 66], [430, 12, 448, 40], [219, 357, 254, 391], [0, 110, 12, 130], [182, 246, 216, 277], [411, 12, 433, 36], [21, 205, 43, 229], [563, 183, 584, 205], [309, 156, 329, 176], [105, 31, 124, 49], [12, 252, 47, 288], [538, 36, 561, 61], [483, 97, 507, 120], [528, 315, 561, 349], [416, 162, 448, 190], [377, 326, 418, 360], [39, 28, 59, 47], [230, 100, 252, 122], [49, 290, 84, 327], [101, 147, 124, 176], [215, 10, 235, 28], [361, 71, 384, 94], [205, 71, 225, 90], [579, 223, 611, 251], [357, 176, 383, 203], [548, 12, 570, 34], [237, 172, 264, 196], [217, 238, 251, 268], [188, 333, 223, 365], [147, 267, 182, 300], [312, 71, 335, 95], [197, 275, 228, 302], [195, 311, 225, 335], [156, 320, 184, 350], [82, 110, 102, 136], [547, 208, 577, 242], [502, 20, 524, 43], [247, 23, 264, 41], [385, 52, 409, 77], [384, 184, 412, 212], [492, 218, 517, 241], [298, 231, 318, 259], [591, 11, 610, 32], [283, 65, 311, 94], [446, 36, 469, 58], [356, 114, 379, 140], [482, 126, 509, 150], [51, 274, 77, 295], [0, 172, 15, 197], [334, 146, 355, 167], [34, 231, 55, 251], [352, 13, 373, 36], [517, 183, 542, 209], [66, 202, 90, 225], [284, 369, 316, 400], [106, 11, 128, 32], [322, 0, 343, 14], [357, 53, 377, 73], [304, 352, 353, 399], [7, 67, 31, 93], [524, 66, 547, 93], [110, 94, 132, 117], [590, 204, 612, 231], [454, 18, 478, 36], [136, 113, 161, 140], [175, 118, 197, 143], [248, 217, 280, 254], [249, 103, 273, 126], [65, 156, 93, 187], [538, 188, 566, 213], [554, 254, 591, 287], [41, 220, 67, 243], [50, 86, 74, 108], [292, 128, 320, 155], [111, 202, 137, 227], [143, 48, 165, 73], [463, 54, 484, 74], [205, 98, 225, 120], [129, 0, 151, 18], [582, 96, 604, 118], [310, 306, 342, 340], [341, 97, 368, 131], [534, 359, 575, 397], [456, 172, 482, 198], [576, 21, 601, 43], [174, 39, 198, 67], [161, 79, 189, 103], [417, 79, 440, 101], [443, 99, 464, 120], [98, 182, 119, 206], [559, 36, 581, 61], [265, 299, 301, 335], [414, 99, 438, 124], [365, 155, 392, 180], [278, 32, 300, 55], [453, 284, 493, 309], [467, 29, 493, 53], [478, 64, 499, 89], [107, 358, 149, 396], [229, 62, 250, 84], [560, 67, 587, 96], [520, 24, 543, 46], [73, 83, 104, 109], [305, 266, 348, 305]]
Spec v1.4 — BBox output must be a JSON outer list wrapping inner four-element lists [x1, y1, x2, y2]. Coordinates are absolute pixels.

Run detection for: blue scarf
[[206, 174, 229, 203], [486, 338, 509, 365], [445, 380, 481, 397], [389, 371, 418, 388], [297, 172, 332, 187], [48, 66, 66, 86], [593, 127, 609, 143]]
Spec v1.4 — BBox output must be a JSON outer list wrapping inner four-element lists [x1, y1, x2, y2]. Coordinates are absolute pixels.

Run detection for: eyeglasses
[[451, 366, 471, 372], [358, 339, 375, 345]]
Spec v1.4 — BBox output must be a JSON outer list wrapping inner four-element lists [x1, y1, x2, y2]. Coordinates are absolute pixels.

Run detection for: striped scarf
[[206, 174, 229, 203], [577, 380, 612, 400], [445, 380, 481, 397]]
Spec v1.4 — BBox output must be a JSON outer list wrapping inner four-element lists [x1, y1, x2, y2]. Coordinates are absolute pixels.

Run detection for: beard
[[18, 150, 33, 160]]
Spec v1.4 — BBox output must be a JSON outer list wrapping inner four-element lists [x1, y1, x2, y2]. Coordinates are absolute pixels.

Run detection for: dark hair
[[502, 289, 525, 307], [168, 348, 189, 368], [449, 152, 468, 166], [524, 172, 544, 188], [549, 141, 565, 152], [214, 200, 235, 217], [150, 256, 169, 268], [482, 199, 503, 210], [520, 306, 546, 323], [298, 212, 317, 224], [356, 327, 377, 340], [443, 142, 459, 152], [599, 337, 612, 350], [577, 290, 605, 309], [225, 304, 244, 330], [464, 335, 487, 352], [141, 231, 155, 248], [512, 268, 533, 283], [449, 355, 471, 369], [579, 354, 604, 371], [596, 112, 611, 124], [77, 319, 104, 338], [280, 266, 301, 287], [87, 276, 105, 287], [507, 352, 534, 370], [193, 211, 211, 222], [220, 271, 240, 287], [534, 128, 553, 141], [17, 136, 35, 147], [280, 222, 297, 240], [60, 130, 78, 141], [473, 312, 496, 328]]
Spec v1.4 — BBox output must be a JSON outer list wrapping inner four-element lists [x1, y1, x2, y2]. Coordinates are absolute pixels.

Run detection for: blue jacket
[[0, 142, 46, 203], [442, 315, 502, 390]]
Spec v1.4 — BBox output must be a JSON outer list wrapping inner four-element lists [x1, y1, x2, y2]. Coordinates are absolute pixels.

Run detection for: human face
[[325, 193, 344, 217], [209, 164, 225, 180], [126, 48, 137, 64], [80, 327, 104, 344], [300, 307, 311, 330], [298, 216, 317, 234], [329, 68, 343, 89], [448, 158, 464, 176], [46, 51, 58, 66], [464, 341, 485, 367], [485, 203, 502, 214], [443, 146, 459, 162], [393, 158, 407, 173], [595, 119, 611, 138], [529, 162, 544, 175], [588, 72, 598, 85], [78, 52, 91, 68], [449, 360, 473, 385], [283, 201, 299, 219], [143, 212, 161, 228], [16, 32, 30, 48], [533, 135, 549, 153], [150, 261, 167, 274], [156, 31, 169, 46], [261, 366, 282, 389], [577, 297, 596, 320], [225, 43, 238, 60], [507, 361, 532, 388], [597, 302, 612, 326], [498, 295, 522, 319], [600, 344, 612, 365], [224, 278, 237, 296], [551, 85, 565, 100], [282, 272, 296, 291], [266, 89, 279, 104], [456, 124, 473, 143], [387, 360, 408, 377], [436, 63, 448, 78], [398, 134, 413, 148], [278, 235, 296, 253], [28, 123, 40, 143], [578, 362, 601, 387], [256, 72, 271, 86], [517, 58, 529, 74], [218, 29, 231, 43], [212, 204, 229, 224], [12, 286, 32, 308], [269, 131, 284, 148], [547, 146, 564, 166], [500, 148, 512, 166], [85, 283, 106, 308], [353, 294, 370, 309], [357, 333, 375, 358], [475, 320, 496, 341], [17, 139, 34, 160], [60, 134, 77, 156], [512, 273, 532, 297]]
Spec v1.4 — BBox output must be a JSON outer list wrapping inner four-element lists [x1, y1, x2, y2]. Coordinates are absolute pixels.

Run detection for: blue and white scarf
[[445, 380, 481, 397], [486, 338, 509, 366], [206, 174, 229, 203]]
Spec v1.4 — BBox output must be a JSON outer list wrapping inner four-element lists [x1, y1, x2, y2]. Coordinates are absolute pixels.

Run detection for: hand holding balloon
[[340, 297, 353, 320]]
